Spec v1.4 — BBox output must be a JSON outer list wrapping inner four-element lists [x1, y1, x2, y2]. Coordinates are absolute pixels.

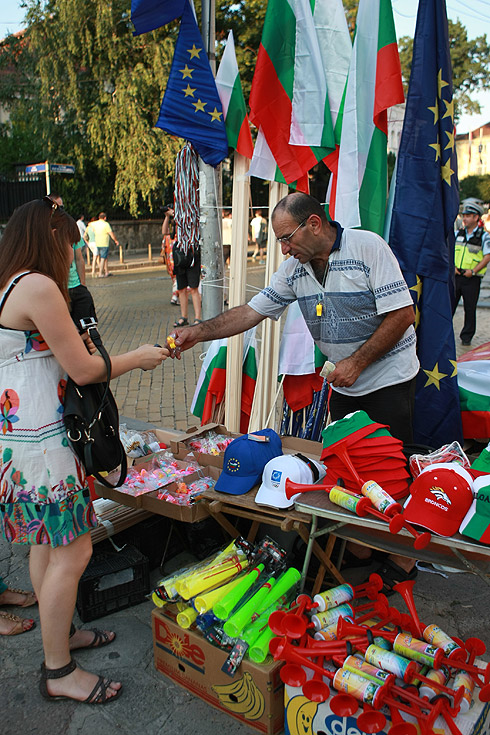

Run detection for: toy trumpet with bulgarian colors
[[285, 476, 431, 551]]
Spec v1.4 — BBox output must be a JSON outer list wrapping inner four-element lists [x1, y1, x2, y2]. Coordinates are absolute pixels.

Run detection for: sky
[[1, 0, 489, 134]]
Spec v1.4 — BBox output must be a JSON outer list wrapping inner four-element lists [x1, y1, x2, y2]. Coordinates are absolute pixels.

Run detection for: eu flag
[[131, 0, 185, 35], [155, 0, 229, 167], [387, 0, 462, 447]]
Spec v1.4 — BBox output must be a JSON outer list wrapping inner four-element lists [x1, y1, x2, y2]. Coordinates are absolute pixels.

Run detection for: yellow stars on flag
[[179, 64, 194, 79], [192, 99, 207, 113], [183, 84, 196, 98], [427, 68, 455, 187], [423, 362, 448, 390], [187, 44, 201, 59], [409, 276, 422, 330], [208, 108, 223, 122], [449, 359, 458, 378], [429, 135, 440, 162]]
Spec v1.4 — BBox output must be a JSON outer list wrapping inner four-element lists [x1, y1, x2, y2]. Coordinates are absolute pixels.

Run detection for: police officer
[[454, 201, 490, 346]]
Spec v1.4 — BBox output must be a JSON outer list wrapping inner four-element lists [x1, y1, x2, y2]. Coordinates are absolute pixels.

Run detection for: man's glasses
[[276, 217, 308, 245]]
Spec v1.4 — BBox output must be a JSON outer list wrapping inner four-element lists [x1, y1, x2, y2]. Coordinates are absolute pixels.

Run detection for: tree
[[0, 0, 183, 216], [459, 174, 490, 203], [399, 19, 490, 119]]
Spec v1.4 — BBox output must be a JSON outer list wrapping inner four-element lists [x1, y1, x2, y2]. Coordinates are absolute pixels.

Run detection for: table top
[[294, 489, 490, 558]]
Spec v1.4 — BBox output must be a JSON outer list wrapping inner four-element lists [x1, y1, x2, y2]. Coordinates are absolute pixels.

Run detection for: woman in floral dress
[[0, 198, 168, 703]]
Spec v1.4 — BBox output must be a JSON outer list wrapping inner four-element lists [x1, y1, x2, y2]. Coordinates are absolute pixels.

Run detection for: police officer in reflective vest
[[453, 201, 490, 346]]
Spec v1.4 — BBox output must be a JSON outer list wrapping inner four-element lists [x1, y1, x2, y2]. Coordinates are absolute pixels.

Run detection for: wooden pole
[[248, 181, 288, 431], [224, 152, 250, 432]]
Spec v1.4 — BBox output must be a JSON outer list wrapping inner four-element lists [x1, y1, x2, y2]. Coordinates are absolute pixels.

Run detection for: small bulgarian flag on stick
[[215, 30, 254, 160]]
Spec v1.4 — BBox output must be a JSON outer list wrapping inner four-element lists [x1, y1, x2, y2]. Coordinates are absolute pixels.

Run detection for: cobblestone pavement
[[2, 256, 490, 735]]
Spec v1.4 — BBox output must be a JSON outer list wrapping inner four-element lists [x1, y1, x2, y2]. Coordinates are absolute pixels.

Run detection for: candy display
[[158, 476, 216, 505], [115, 455, 199, 496], [186, 430, 235, 456]]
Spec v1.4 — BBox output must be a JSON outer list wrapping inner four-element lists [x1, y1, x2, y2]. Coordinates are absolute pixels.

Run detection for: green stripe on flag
[[358, 125, 388, 235]]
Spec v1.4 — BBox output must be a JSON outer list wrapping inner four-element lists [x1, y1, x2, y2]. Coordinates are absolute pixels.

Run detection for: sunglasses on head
[[43, 195, 64, 214]]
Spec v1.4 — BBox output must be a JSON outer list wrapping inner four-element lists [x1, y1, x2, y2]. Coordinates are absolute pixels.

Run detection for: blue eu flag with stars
[[131, 0, 186, 36], [386, 0, 462, 447], [155, 0, 229, 167]]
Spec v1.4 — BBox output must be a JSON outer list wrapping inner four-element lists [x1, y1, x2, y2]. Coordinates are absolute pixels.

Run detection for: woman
[[0, 199, 168, 703]]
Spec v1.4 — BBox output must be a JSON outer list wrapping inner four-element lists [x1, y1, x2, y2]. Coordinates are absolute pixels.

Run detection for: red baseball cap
[[403, 464, 474, 537]]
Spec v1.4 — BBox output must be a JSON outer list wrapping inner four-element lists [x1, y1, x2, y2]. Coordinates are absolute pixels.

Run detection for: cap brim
[[255, 483, 295, 508], [215, 472, 260, 496], [403, 496, 462, 537]]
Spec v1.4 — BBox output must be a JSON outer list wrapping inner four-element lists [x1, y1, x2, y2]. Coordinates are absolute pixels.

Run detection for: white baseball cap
[[255, 454, 326, 509]]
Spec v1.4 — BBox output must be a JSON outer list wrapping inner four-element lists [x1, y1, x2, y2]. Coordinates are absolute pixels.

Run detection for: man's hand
[[327, 356, 363, 388], [172, 324, 203, 356]]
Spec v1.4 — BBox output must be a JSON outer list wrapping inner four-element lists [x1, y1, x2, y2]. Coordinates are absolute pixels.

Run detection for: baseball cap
[[214, 429, 283, 496], [255, 454, 326, 509], [459, 475, 490, 544], [462, 201, 484, 216], [403, 463, 474, 537]]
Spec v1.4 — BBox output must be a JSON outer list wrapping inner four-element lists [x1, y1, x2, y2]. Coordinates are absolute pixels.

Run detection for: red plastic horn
[[357, 702, 387, 734], [330, 693, 359, 717], [353, 574, 384, 600], [280, 663, 307, 687], [284, 479, 340, 500], [387, 705, 418, 735], [302, 655, 331, 703], [392, 580, 424, 638], [281, 595, 312, 639]]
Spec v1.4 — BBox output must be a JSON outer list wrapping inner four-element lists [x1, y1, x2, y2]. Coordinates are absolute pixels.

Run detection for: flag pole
[[248, 181, 288, 431], [224, 151, 251, 431], [199, 0, 224, 322]]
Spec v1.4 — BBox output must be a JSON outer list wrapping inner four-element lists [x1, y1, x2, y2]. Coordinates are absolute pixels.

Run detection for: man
[[76, 213, 89, 266], [453, 201, 490, 346], [91, 212, 119, 278], [173, 192, 420, 593], [250, 209, 267, 263], [175, 192, 418, 442]]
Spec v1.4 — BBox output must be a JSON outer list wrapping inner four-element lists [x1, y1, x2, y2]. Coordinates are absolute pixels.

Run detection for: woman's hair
[[0, 199, 79, 302]]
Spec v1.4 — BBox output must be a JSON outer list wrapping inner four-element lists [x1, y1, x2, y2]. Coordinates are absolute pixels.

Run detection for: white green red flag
[[458, 344, 490, 440], [332, 0, 404, 235], [278, 302, 326, 412], [215, 30, 254, 160], [248, 0, 342, 188], [190, 329, 258, 432]]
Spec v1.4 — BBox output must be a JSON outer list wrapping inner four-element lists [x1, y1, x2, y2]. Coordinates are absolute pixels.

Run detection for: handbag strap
[[83, 322, 127, 488]]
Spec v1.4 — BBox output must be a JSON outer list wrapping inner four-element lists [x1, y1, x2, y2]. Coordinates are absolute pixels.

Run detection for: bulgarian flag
[[458, 343, 490, 439], [215, 30, 254, 160], [248, 0, 341, 188], [278, 302, 326, 412], [333, 0, 404, 235], [190, 329, 258, 433]]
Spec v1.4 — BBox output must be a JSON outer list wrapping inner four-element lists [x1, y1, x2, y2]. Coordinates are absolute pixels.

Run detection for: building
[[456, 124, 490, 179]]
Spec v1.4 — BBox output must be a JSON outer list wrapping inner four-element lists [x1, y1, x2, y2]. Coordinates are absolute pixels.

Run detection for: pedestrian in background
[[91, 212, 119, 278]]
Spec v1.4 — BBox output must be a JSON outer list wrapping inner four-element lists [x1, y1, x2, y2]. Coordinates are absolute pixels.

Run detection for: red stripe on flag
[[461, 410, 490, 440], [374, 43, 404, 133], [240, 373, 257, 433], [201, 367, 227, 425], [237, 118, 254, 160], [283, 369, 324, 413], [249, 44, 319, 184], [324, 147, 339, 220]]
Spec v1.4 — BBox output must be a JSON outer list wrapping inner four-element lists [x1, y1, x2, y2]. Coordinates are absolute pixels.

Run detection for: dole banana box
[[152, 607, 284, 735], [284, 682, 490, 735]]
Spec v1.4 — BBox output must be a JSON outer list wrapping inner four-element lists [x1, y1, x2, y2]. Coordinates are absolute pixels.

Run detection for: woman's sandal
[[0, 610, 35, 636], [173, 317, 189, 328], [69, 623, 116, 649], [0, 587, 37, 608], [192, 319, 203, 325], [39, 659, 122, 704]]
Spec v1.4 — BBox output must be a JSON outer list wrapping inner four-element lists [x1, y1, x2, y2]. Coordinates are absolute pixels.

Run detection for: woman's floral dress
[[0, 274, 97, 547]]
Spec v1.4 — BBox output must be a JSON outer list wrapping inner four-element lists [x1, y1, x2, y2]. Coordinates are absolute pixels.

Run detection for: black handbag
[[63, 321, 127, 488], [172, 241, 194, 270]]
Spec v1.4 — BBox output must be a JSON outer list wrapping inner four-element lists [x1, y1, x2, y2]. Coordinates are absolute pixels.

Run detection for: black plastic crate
[[76, 544, 150, 622]]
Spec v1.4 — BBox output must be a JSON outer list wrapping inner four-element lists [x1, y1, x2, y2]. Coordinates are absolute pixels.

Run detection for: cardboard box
[[280, 435, 323, 461], [152, 607, 284, 734], [171, 423, 241, 468], [284, 682, 490, 735]]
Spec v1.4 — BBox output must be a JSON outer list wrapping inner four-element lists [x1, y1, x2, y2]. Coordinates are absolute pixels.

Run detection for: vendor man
[[453, 200, 490, 347], [174, 192, 419, 444]]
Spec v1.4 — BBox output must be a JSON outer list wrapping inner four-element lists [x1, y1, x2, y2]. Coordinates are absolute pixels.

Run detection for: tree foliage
[[0, 0, 182, 216], [459, 174, 490, 204], [398, 19, 490, 119]]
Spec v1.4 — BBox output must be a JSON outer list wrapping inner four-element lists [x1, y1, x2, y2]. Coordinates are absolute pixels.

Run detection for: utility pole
[[199, 0, 224, 321]]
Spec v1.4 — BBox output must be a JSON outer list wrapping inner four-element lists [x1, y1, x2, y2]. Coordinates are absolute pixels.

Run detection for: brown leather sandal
[[39, 659, 122, 703], [1, 587, 37, 608], [0, 610, 35, 636], [69, 623, 116, 649]]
